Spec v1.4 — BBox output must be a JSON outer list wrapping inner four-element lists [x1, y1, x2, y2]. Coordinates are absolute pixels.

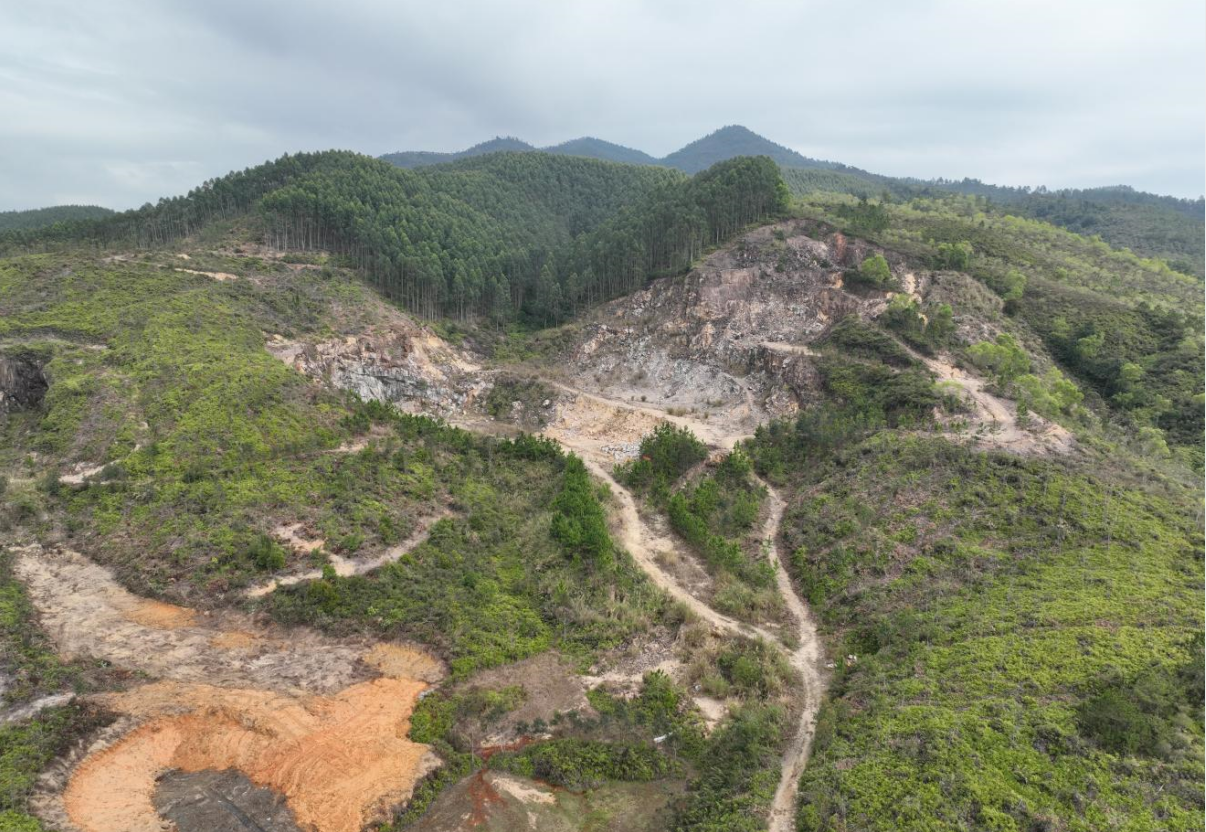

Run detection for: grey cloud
[[0, 0, 1201, 210]]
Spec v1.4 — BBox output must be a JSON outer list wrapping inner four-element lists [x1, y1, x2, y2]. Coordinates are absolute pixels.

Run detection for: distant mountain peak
[[659, 125, 838, 174], [463, 136, 536, 154], [544, 137, 657, 165], [379, 125, 840, 173]]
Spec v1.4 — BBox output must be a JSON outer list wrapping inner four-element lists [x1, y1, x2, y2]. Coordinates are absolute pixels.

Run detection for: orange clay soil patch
[[363, 643, 446, 683], [122, 599, 197, 629], [68, 678, 438, 832], [207, 630, 259, 650], [12, 545, 447, 832]]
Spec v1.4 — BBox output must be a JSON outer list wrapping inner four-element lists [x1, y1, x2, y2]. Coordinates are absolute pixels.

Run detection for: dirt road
[[920, 353, 1074, 455], [542, 388, 826, 832], [757, 480, 824, 832], [246, 511, 449, 598]]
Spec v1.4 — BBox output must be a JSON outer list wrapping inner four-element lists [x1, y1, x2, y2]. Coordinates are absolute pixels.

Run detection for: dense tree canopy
[[0, 205, 114, 232], [2, 150, 788, 325]]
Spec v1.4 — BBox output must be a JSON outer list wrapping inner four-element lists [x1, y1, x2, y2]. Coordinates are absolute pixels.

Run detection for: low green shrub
[[490, 738, 675, 790]]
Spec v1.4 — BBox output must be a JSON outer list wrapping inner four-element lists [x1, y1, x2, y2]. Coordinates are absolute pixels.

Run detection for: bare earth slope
[[13, 544, 443, 832], [564, 220, 895, 430]]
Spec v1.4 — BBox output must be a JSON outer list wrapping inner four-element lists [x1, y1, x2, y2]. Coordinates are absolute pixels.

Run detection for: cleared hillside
[[782, 169, 1205, 277], [795, 192, 1204, 465]]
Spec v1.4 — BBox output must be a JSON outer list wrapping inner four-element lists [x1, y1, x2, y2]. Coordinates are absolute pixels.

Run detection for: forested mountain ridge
[[1, 149, 789, 325], [546, 137, 659, 165], [383, 135, 658, 168], [379, 125, 1204, 274], [0, 204, 114, 232], [380, 124, 843, 173], [379, 136, 537, 168], [657, 125, 844, 174]]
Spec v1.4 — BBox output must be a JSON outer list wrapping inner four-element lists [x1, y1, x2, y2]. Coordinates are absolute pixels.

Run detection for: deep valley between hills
[[0, 153, 1201, 832]]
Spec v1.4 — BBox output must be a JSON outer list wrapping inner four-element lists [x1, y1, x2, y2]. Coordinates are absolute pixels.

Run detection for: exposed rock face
[[267, 326, 485, 416], [567, 220, 914, 433], [0, 354, 48, 413], [262, 220, 954, 443]]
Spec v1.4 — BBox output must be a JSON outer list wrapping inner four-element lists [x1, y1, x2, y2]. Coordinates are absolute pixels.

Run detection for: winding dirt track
[[541, 388, 826, 832], [23, 376, 825, 832], [757, 480, 825, 832], [919, 352, 1073, 455], [246, 511, 450, 598]]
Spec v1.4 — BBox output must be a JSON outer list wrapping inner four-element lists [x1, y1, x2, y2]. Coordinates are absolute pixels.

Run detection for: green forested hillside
[[908, 183, 1205, 277], [747, 424, 1203, 832], [0, 205, 114, 232], [546, 137, 658, 165], [2, 151, 787, 325], [378, 126, 1203, 273], [782, 170, 1205, 277], [735, 315, 1202, 832], [0, 253, 668, 670], [260, 151, 785, 321], [796, 193, 1204, 466]]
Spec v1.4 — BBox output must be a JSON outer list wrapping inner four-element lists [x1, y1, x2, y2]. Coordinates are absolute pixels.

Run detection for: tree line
[[260, 151, 788, 323], [3, 150, 789, 325]]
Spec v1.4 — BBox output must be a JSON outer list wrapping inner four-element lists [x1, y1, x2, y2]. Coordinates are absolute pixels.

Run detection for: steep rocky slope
[[565, 220, 905, 429]]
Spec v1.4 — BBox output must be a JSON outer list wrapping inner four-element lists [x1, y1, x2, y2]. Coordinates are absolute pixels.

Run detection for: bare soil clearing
[[13, 544, 444, 832], [759, 341, 819, 357], [174, 267, 238, 281], [58, 462, 106, 486], [64, 677, 437, 832], [462, 652, 595, 746], [921, 353, 1074, 455], [13, 546, 380, 693]]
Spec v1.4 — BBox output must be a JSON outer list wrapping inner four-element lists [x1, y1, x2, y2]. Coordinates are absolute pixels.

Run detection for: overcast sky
[[2, 0, 1203, 211]]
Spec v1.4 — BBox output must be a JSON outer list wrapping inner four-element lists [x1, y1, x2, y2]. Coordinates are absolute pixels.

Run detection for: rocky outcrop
[[566, 220, 913, 433], [267, 327, 485, 416], [263, 220, 931, 436], [0, 354, 48, 413]]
